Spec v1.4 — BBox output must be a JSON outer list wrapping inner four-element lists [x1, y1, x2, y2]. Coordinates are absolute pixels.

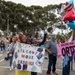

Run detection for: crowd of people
[[0, 32, 48, 73], [0, 31, 74, 75]]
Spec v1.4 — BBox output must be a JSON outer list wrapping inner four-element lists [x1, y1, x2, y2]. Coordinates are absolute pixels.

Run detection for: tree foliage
[[0, 0, 63, 35]]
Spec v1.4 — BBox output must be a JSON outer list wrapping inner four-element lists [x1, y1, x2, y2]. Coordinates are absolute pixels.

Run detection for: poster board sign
[[13, 43, 45, 73], [57, 41, 75, 58]]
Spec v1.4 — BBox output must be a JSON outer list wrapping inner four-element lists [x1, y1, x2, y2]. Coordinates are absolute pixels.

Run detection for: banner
[[13, 43, 45, 73], [57, 41, 75, 58]]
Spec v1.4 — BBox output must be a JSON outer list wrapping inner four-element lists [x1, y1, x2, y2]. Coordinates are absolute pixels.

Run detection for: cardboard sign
[[57, 41, 75, 58], [13, 43, 45, 73]]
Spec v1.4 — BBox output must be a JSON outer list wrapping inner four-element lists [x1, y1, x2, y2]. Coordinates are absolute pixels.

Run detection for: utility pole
[[7, 14, 9, 35]]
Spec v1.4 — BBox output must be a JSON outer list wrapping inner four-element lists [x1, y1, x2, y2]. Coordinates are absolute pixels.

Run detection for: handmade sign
[[57, 41, 75, 58], [13, 43, 45, 73]]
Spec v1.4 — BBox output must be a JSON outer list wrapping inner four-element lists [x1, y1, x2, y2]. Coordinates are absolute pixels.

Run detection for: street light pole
[[7, 14, 9, 35]]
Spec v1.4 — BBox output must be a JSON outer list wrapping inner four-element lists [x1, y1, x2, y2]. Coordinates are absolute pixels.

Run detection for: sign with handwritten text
[[13, 43, 45, 73], [57, 41, 75, 58]]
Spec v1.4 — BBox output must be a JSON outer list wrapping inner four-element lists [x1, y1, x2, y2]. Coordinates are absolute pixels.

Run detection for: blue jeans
[[5, 45, 9, 52], [62, 60, 70, 75], [0, 47, 4, 51], [47, 54, 57, 74], [10, 55, 13, 67]]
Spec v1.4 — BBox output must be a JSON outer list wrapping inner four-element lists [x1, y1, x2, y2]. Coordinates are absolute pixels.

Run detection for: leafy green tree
[[0, 0, 67, 36]]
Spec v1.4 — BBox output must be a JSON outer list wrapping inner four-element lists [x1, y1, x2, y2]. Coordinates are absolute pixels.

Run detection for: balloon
[[68, 0, 74, 6], [60, 0, 74, 17], [61, 0, 75, 30], [64, 2, 74, 11], [64, 0, 74, 11], [66, 21, 75, 30], [63, 10, 75, 22]]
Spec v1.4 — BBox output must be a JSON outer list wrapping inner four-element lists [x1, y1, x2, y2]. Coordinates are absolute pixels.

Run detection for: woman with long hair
[[15, 34, 30, 75]]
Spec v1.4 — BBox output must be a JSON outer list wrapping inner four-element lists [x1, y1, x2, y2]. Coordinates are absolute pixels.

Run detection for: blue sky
[[5, 0, 68, 7]]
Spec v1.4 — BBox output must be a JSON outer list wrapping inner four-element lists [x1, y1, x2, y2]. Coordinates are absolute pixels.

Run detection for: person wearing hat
[[46, 34, 58, 75]]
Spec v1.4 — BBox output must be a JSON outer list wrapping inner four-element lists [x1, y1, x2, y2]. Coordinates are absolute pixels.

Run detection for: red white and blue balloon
[[62, 0, 75, 30]]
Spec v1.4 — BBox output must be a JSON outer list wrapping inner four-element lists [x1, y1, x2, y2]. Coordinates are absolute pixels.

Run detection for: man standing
[[46, 34, 58, 75]]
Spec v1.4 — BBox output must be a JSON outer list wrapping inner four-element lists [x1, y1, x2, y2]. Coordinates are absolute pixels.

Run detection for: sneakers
[[10, 67, 12, 71], [9, 65, 13, 71], [52, 71, 58, 75], [46, 72, 58, 75]]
